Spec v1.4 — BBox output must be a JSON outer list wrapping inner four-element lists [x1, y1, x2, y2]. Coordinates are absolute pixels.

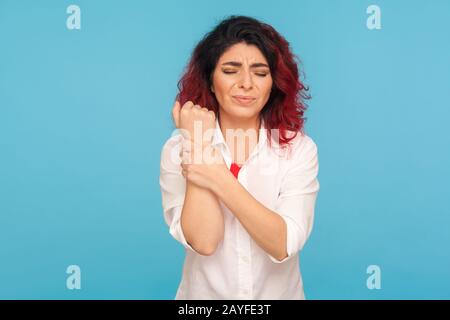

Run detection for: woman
[[159, 15, 319, 300]]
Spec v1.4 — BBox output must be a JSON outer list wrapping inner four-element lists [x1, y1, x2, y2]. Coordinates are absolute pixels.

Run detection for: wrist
[[210, 165, 233, 196]]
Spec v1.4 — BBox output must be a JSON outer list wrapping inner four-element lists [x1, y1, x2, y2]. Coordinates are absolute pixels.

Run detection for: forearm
[[181, 180, 224, 255], [211, 169, 288, 261]]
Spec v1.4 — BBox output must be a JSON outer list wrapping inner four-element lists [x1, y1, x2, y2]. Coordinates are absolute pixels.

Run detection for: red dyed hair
[[176, 15, 311, 150]]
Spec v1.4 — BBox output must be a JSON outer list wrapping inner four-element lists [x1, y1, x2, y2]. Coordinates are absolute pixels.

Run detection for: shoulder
[[290, 133, 319, 172], [281, 132, 320, 184], [291, 132, 318, 157], [274, 130, 318, 162]]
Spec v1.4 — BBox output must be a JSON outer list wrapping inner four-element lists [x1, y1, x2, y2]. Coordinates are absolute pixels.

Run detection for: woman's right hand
[[172, 100, 216, 147]]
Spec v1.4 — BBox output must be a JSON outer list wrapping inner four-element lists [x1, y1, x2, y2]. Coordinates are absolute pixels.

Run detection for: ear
[[210, 85, 215, 93]]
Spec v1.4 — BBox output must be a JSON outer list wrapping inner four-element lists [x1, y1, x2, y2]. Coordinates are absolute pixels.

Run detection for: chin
[[221, 100, 261, 119], [230, 106, 258, 117]]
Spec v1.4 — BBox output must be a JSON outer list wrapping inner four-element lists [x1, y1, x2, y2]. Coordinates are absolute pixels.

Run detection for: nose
[[238, 70, 253, 90]]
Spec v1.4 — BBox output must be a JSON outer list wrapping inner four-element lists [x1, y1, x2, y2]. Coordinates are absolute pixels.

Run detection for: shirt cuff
[[267, 214, 299, 263]]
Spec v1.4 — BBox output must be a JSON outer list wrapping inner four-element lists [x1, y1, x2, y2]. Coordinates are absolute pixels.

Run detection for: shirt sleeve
[[159, 134, 196, 252], [268, 135, 320, 263]]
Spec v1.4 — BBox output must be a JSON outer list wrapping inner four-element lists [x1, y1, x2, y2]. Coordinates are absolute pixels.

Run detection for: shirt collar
[[212, 118, 273, 168], [211, 117, 267, 148], [211, 117, 226, 147]]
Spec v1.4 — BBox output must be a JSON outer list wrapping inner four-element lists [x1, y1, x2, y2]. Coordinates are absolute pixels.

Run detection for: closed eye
[[222, 69, 269, 77]]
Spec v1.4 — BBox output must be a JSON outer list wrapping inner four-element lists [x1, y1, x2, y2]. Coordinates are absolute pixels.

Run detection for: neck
[[218, 113, 262, 166], [218, 114, 261, 143]]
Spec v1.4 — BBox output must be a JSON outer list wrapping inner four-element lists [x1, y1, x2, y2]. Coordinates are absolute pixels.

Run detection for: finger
[[183, 101, 194, 111], [181, 150, 192, 164], [172, 100, 181, 128], [208, 110, 216, 120], [180, 163, 191, 175], [179, 148, 190, 160]]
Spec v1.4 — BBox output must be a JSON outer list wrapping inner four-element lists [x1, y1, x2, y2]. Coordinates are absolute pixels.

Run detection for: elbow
[[182, 221, 224, 256], [184, 234, 222, 256], [185, 227, 224, 256], [273, 249, 289, 262], [192, 241, 220, 256]]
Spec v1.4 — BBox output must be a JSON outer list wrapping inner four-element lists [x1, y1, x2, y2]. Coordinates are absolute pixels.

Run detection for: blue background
[[1, 0, 449, 299]]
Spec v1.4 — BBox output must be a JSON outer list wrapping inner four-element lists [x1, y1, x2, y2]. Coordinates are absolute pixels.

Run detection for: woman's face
[[211, 42, 273, 122]]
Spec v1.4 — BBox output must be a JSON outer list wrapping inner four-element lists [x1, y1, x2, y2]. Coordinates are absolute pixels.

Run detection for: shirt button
[[242, 256, 249, 263]]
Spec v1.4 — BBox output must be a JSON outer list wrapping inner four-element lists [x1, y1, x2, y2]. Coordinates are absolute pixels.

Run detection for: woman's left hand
[[180, 138, 228, 191]]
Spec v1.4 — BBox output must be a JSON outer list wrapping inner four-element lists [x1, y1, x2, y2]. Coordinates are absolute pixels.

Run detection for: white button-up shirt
[[159, 118, 320, 300]]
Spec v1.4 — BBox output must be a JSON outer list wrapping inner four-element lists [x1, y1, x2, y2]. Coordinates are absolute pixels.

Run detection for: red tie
[[230, 163, 241, 178]]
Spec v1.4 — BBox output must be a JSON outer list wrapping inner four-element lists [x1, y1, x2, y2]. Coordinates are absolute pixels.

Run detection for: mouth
[[232, 95, 256, 106]]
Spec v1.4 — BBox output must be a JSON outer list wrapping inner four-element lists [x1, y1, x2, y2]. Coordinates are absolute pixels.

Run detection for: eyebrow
[[221, 61, 270, 68]]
